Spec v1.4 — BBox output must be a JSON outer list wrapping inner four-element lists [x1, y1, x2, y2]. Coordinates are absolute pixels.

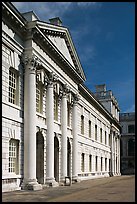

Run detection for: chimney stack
[[95, 84, 106, 92], [49, 17, 62, 26]]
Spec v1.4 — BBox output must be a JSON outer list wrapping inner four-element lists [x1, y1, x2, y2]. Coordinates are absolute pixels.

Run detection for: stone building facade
[[119, 112, 135, 175], [2, 2, 121, 192]]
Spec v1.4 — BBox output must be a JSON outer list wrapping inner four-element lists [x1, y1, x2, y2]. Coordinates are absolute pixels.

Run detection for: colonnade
[[22, 54, 79, 190], [110, 130, 121, 176]]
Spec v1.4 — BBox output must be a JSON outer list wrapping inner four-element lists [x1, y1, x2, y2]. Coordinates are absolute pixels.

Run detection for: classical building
[[119, 112, 135, 175], [2, 2, 121, 192]]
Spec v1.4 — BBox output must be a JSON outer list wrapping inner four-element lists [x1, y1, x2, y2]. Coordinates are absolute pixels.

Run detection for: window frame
[[9, 139, 19, 174], [8, 67, 19, 105]]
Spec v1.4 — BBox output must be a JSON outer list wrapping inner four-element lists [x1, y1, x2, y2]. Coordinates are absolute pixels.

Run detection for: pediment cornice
[[2, 2, 27, 37], [36, 21, 86, 82]]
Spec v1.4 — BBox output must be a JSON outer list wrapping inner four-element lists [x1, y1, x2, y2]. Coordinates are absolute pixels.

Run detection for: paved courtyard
[[2, 175, 135, 202]]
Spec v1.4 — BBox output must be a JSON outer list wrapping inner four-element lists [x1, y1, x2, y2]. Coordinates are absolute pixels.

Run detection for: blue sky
[[12, 2, 135, 113]]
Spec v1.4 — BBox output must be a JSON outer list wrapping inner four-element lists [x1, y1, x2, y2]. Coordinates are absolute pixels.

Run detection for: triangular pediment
[[36, 21, 86, 82], [47, 35, 75, 67]]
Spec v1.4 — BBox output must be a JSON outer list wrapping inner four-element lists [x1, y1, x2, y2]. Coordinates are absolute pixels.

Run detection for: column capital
[[22, 54, 41, 72], [58, 83, 70, 100], [45, 72, 58, 88], [72, 93, 80, 105]]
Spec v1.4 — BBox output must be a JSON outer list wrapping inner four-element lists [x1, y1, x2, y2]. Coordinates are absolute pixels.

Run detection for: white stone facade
[[2, 2, 121, 192]]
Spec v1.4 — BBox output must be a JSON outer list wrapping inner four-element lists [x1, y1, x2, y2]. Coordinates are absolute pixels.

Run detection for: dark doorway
[[36, 132, 44, 184], [54, 136, 59, 182], [67, 138, 71, 177]]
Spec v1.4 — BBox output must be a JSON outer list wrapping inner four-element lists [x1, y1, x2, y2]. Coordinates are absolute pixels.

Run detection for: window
[[109, 159, 111, 172], [95, 156, 98, 171], [95, 125, 97, 140], [67, 102, 71, 126], [89, 120, 91, 138], [109, 134, 111, 146], [54, 93, 58, 121], [81, 153, 84, 172], [101, 157, 103, 171], [9, 68, 19, 105], [105, 158, 107, 171], [36, 82, 43, 113], [89, 155, 92, 172], [81, 115, 84, 135], [100, 128, 102, 143], [128, 125, 135, 133], [105, 131, 107, 144], [9, 139, 19, 174]]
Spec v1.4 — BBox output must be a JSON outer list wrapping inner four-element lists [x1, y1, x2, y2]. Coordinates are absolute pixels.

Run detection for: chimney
[[49, 17, 62, 26], [95, 84, 106, 93]]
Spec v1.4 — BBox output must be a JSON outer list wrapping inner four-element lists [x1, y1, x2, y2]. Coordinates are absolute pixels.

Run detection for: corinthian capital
[[22, 54, 41, 71], [73, 93, 80, 105], [44, 72, 58, 87]]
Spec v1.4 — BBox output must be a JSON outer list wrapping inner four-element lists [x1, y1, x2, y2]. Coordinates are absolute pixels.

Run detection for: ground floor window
[[9, 139, 19, 174], [81, 153, 84, 172]]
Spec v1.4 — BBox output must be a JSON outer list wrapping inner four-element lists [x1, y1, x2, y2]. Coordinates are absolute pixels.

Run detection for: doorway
[[54, 136, 59, 182], [36, 132, 44, 184]]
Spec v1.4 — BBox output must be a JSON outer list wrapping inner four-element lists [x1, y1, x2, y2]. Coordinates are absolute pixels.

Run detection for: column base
[[21, 179, 42, 191], [45, 177, 59, 187], [60, 176, 72, 186], [72, 175, 80, 183]]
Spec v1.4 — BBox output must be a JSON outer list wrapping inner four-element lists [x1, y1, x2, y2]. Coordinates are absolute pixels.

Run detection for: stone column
[[61, 87, 68, 182], [46, 72, 58, 186], [117, 136, 121, 175], [72, 94, 79, 182], [22, 55, 42, 190], [110, 129, 114, 176]]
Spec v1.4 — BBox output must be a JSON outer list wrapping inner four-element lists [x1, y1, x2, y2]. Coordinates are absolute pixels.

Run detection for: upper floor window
[[95, 125, 97, 140], [81, 115, 84, 135], [109, 134, 111, 146], [89, 120, 91, 138], [8, 68, 19, 105], [100, 128, 102, 143], [36, 82, 43, 113], [67, 102, 71, 127], [9, 139, 19, 174], [54, 93, 59, 121], [128, 125, 135, 133], [105, 131, 107, 144]]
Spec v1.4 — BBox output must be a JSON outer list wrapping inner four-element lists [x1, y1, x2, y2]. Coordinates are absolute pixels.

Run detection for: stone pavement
[[2, 175, 135, 202]]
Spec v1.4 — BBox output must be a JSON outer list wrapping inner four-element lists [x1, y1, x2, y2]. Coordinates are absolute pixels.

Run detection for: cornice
[[79, 84, 121, 130], [2, 2, 27, 38], [36, 21, 86, 81], [30, 26, 85, 84]]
